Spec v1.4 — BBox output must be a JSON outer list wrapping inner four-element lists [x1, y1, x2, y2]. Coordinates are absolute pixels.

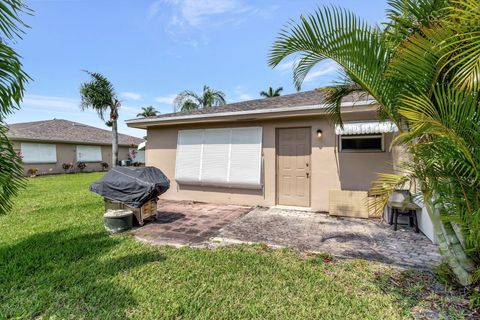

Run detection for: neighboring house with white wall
[[7, 119, 144, 175]]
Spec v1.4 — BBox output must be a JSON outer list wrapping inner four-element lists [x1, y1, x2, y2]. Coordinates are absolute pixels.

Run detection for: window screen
[[175, 127, 262, 189], [340, 134, 383, 151], [21, 143, 57, 163], [77, 145, 102, 162]]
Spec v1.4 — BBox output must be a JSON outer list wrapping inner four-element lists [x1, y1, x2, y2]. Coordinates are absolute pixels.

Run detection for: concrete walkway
[[134, 201, 442, 270], [133, 200, 251, 246], [215, 207, 442, 269]]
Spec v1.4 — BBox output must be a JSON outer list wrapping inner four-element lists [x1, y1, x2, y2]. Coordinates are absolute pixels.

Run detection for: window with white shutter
[[21, 143, 57, 164], [76, 145, 102, 162], [175, 127, 263, 189], [229, 127, 262, 188], [175, 129, 203, 185], [201, 128, 230, 185]]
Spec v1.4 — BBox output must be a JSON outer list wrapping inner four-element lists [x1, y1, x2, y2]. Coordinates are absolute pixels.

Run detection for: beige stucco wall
[[145, 111, 395, 212], [12, 141, 130, 175]]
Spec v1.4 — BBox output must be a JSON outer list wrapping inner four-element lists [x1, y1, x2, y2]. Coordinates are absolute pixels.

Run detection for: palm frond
[[79, 71, 117, 121], [439, 0, 480, 92], [368, 173, 411, 216], [0, 0, 31, 41], [0, 122, 25, 215], [0, 0, 30, 215], [260, 86, 283, 97], [397, 85, 478, 167], [0, 0, 30, 120], [269, 5, 399, 124], [383, 0, 449, 46], [317, 80, 366, 126], [137, 106, 158, 117], [173, 90, 201, 112], [387, 25, 453, 97]]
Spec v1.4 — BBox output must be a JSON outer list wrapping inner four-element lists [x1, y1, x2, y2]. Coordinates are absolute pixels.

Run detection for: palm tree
[[260, 86, 283, 98], [80, 71, 120, 167], [269, 0, 480, 285], [137, 106, 158, 117], [0, 0, 30, 215], [173, 85, 226, 112]]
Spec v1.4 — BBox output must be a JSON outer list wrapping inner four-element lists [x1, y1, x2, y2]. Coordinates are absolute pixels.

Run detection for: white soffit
[[335, 121, 398, 135]]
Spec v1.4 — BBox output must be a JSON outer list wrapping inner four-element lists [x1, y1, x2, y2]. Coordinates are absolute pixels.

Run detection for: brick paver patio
[[134, 201, 442, 269], [133, 200, 251, 246], [215, 207, 442, 269]]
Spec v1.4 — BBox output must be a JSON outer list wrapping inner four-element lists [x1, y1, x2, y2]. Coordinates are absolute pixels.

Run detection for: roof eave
[[7, 137, 140, 147], [126, 100, 378, 129]]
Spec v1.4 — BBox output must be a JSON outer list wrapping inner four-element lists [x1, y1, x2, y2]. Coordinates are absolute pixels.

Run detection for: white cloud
[[276, 59, 299, 72], [233, 86, 253, 102], [22, 94, 79, 109], [120, 106, 142, 115], [120, 92, 143, 101], [148, 0, 163, 18], [303, 61, 340, 83], [152, 0, 251, 27], [154, 94, 177, 104]]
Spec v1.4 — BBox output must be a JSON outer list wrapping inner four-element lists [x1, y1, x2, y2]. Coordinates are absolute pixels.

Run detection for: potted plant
[[128, 148, 137, 163], [27, 168, 38, 177], [77, 161, 87, 172], [62, 163, 73, 173], [101, 162, 109, 171]]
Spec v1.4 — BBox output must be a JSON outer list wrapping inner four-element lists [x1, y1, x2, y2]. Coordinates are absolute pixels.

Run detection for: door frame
[[275, 126, 312, 207]]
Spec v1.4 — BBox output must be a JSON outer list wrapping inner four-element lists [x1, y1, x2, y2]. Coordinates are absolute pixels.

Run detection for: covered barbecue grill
[[90, 166, 170, 225]]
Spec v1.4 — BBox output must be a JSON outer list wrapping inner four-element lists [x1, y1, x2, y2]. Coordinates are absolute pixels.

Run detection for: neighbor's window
[[129, 148, 145, 163], [76, 145, 102, 162], [339, 134, 384, 152], [21, 143, 57, 163], [175, 127, 263, 189]]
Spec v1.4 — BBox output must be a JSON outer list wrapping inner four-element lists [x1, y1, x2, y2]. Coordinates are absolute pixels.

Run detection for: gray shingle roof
[[142, 89, 369, 120], [7, 119, 143, 146]]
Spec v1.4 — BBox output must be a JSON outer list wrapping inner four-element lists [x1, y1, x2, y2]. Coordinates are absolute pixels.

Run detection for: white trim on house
[[125, 99, 377, 126], [335, 120, 398, 135]]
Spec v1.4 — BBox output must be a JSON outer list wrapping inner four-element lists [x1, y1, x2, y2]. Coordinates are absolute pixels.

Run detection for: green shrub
[[76, 162, 87, 172], [27, 168, 38, 177], [62, 163, 73, 173]]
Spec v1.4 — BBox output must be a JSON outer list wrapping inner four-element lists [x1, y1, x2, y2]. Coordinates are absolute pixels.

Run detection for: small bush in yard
[[101, 162, 109, 171], [62, 163, 73, 173], [76, 162, 87, 172], [27, 168, 38, 177]]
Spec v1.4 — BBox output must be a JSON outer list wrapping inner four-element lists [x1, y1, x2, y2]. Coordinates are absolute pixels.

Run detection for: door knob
[[306, 173, 309, 178]]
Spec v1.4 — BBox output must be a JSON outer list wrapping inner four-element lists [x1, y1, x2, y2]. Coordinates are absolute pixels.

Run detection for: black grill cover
[[90, 167, 170, 208]]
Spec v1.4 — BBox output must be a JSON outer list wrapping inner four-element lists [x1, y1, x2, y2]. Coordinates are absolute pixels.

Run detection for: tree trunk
[[423, 193, 475, 286], [112, 119, 118, 167]]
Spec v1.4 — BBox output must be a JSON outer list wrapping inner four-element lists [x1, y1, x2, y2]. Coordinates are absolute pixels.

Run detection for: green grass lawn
[[0, 173, 470, 319]]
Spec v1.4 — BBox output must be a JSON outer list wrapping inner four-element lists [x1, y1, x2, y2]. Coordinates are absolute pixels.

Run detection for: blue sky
[[7, 0, 389, 137]]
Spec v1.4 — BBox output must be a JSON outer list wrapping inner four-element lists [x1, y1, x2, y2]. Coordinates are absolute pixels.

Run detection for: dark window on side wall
[[340, 134, 383, 152]]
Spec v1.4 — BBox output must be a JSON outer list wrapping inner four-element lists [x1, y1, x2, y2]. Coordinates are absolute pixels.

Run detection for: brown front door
[[276, 127, 311, 207]]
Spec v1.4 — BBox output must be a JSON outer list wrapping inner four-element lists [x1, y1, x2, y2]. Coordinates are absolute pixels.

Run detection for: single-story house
[[126, 90, 435, 241], [7, 119, 145, 175]]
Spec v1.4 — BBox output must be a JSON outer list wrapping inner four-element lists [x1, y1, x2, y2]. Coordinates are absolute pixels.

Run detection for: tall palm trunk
[[422, 193, 475, 286], [112, 119, 118, 167]]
